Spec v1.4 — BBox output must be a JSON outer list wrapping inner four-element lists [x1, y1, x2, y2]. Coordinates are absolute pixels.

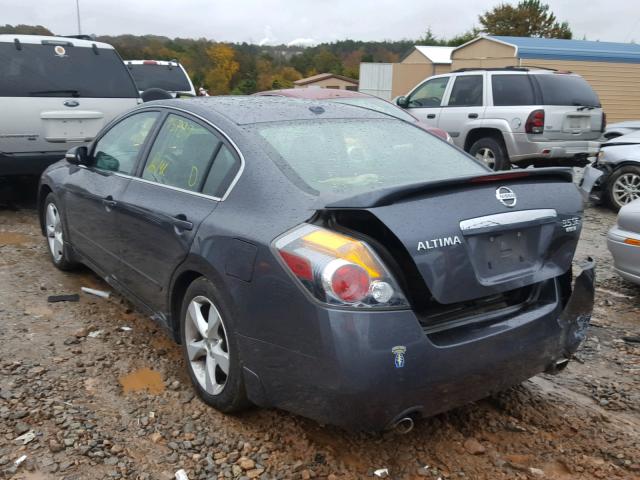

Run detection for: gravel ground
[[1, 190, 639, 480]]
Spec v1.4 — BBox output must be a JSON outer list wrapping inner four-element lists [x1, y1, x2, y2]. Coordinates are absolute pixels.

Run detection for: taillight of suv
[[525, 109, 545, 134]]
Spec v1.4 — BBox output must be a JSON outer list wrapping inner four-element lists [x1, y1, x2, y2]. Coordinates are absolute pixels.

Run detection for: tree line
[[1, 0, 573, 95]]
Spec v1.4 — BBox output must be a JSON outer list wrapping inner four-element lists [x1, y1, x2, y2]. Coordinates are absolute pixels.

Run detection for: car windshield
[[332, 97, 416, 122], [253, 119, 486, 196], [127, 63, 192, 92], [0, 43, 138, 98], [535, 74, 601, 107]]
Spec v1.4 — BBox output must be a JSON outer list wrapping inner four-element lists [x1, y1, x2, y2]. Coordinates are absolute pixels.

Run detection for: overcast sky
[[1, 0, 638, 45]]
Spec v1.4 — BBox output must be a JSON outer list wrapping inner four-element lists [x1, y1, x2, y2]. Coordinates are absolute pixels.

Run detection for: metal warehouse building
[[451, 36, 640, 122], [359, 46, 454, 100]]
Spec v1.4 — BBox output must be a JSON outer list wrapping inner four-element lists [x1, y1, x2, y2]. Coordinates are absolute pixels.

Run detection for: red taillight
[[325, 262, 370, 303], [143, 60, 158, 65], [280, 251, 313, 281], [601, 112, 607, 133], [525, 109, 545, 134]]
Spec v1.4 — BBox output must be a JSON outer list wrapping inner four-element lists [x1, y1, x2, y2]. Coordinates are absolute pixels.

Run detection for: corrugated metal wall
[[520, 59, 640, 123], [358, 63, 393, 100]]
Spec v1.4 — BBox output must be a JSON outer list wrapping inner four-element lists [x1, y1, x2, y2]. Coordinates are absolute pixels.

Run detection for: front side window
[[0, 43, 139, 98], [93, 112, 159, 174], [447, 75, 483, 107], [408, 77, 449, 108], [254, 119, 487, 196], [142, 114, 220, 192]]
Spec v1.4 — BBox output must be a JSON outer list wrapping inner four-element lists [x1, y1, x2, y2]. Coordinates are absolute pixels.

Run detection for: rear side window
[[447, 75, 483, 107], [142, 114, 220, 192], [534, 74, 601, 107], [127, 63, 192, 92], [202, 145, 241, 197], [93, 112, 159, 174], [491, 75, 536, 106], [0, 43, 139, 98]]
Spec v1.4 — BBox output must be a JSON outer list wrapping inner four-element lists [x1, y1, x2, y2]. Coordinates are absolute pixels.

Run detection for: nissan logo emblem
[[496, 186, 517, 207]]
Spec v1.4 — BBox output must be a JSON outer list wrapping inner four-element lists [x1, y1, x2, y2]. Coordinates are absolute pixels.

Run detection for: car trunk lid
[[324, 169, 583, 304]]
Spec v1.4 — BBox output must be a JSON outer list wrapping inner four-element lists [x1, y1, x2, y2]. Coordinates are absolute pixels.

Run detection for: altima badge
[[392, 346, 406, 368], [496, 186, 517, 207]]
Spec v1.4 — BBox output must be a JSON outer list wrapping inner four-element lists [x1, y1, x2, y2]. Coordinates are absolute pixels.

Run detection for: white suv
[[396, 68, 604, 170], [0, 35, 141, 176]]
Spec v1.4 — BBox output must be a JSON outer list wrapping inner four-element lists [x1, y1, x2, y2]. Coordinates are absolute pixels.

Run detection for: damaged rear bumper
[[240, 260, 596, 431]]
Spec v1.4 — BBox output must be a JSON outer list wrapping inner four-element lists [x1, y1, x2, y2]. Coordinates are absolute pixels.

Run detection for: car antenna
[[14, 38, 22, 50]]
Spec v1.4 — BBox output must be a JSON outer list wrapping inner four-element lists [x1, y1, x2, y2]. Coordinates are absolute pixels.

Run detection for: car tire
[[469, 137, 510, 171], [180, 277, 250, 413], [606, 165, 640, 211], [42, 193, 77, 271]]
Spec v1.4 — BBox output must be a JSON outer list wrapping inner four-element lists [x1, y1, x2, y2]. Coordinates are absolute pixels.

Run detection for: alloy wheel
[[612, 173, 640, 207], [45, 203, 64, 262], [184, 296, 230, 395], [475, 147, 496, 169]]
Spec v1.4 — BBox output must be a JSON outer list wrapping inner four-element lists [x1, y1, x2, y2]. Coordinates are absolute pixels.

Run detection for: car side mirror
[[65, 146, 89, 165], [396, 96, 409, 108]]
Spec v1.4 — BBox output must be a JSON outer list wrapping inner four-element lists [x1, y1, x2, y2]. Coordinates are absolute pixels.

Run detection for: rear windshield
[[534, 74, 601, 107], [253, 119, 487, 196], [0, 42, 139, 98], [128, 63, 192, 92], [332, 97, 416, 123]]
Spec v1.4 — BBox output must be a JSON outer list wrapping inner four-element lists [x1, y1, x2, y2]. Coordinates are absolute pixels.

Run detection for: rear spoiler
[[323, 168, 574, 209]]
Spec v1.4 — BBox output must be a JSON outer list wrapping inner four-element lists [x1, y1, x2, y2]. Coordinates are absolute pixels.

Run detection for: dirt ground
[[0, 189, 639, 479]]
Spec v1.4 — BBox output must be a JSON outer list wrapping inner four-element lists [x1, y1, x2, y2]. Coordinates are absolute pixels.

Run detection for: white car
[[125, 60, 196, 98], [0, 34, 141, 176], [607, 198, 640, 285]]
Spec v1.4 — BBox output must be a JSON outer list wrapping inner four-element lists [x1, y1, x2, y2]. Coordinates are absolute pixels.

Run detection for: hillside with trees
[[0, 1, 573, 94]]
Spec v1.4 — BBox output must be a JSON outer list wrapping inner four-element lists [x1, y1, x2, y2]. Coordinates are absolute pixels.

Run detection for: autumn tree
[[479, 0, 572, 38], [204, 44, 240, 94]]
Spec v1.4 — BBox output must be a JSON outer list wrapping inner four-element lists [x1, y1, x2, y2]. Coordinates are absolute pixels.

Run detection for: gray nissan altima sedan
[[38, 96, 595, 431]]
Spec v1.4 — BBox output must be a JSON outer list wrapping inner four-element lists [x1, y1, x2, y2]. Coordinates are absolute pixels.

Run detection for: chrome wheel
[[184, 296, 229, 395], [612, 173, 640, 207], [475, 147, 496, 169], [45, 202, 64, 262]]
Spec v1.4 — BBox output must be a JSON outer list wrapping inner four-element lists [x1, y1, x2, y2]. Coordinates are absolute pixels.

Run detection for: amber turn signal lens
[[624, 238, 640, 247]]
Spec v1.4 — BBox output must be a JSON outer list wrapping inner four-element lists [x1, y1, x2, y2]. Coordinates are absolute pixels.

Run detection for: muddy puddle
[[0, 231, 31, 245], [119, 367, 165, 394]]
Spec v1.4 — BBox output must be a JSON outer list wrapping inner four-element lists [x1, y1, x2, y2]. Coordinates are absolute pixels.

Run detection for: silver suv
[[0, 35, 141, 176], [396, 68, 604, 170]]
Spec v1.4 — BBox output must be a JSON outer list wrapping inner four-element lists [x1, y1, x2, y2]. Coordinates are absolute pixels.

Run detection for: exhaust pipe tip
[[545, 357, 570, 375], [393, 416, 415, 434]]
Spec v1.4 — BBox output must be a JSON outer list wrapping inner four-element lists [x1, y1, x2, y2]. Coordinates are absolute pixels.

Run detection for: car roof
[[152, 96, 390, 125], [256, 88, 369, 100], [0, 34, 115, 50]]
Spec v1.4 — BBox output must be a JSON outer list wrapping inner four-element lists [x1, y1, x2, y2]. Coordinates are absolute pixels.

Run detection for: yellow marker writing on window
[[188, 166, 198, 187]]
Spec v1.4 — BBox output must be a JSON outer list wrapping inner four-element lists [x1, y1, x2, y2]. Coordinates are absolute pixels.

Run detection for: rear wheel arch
[[169, 260, 231, 342], [464, 127, 506, 152]]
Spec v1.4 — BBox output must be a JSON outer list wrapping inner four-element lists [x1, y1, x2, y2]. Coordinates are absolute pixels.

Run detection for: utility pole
[[75, 0, 82, 35]]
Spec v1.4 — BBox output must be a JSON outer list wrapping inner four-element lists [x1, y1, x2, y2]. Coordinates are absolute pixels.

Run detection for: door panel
[[438, 74, 486, 149], [64, 167, 130, 274], [115, 181, 217, 309]]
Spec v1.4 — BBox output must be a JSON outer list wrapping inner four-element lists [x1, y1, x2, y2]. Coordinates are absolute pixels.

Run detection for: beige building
[[359, 46, 454, 100], [293, 73, 358, 90], [452, 36, 640, 123]]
